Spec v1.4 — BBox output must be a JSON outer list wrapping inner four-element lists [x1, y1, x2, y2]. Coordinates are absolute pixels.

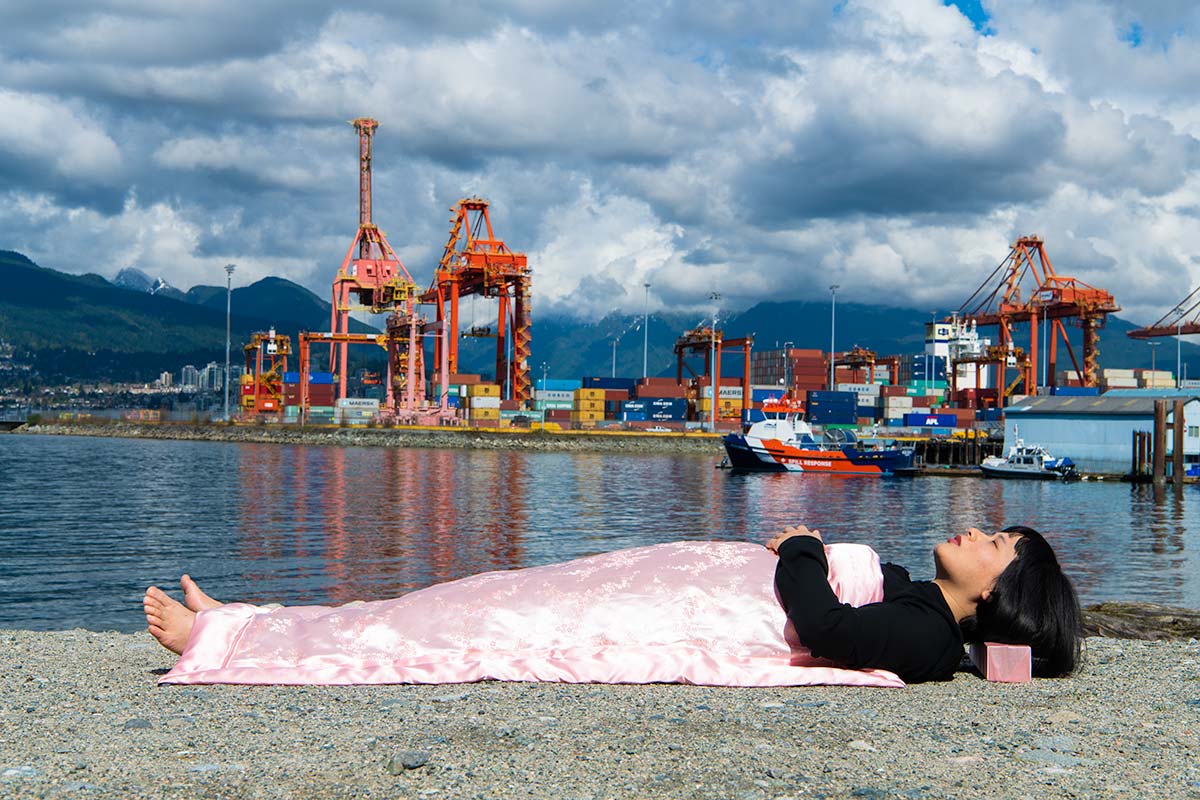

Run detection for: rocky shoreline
[[12, 421, 724, 455], [0, 630, 1197, 798]]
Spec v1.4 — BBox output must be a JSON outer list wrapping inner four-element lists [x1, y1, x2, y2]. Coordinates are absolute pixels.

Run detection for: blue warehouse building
[[1003, 394, 1200, 475]]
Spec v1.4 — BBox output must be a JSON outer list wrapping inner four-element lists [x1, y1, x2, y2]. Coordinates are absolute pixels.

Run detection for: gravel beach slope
[[1, 631, 1198, 799]]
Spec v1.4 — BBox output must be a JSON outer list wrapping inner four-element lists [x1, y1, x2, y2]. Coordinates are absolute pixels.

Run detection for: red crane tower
[[329, 118, 431, 413], [955, 235, 1120, 393], [421, 199, 532, 405], [673, 326, 753, 421]]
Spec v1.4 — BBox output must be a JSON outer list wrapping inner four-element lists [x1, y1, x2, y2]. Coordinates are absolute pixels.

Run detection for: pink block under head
[[969, 642, 1032, 683]]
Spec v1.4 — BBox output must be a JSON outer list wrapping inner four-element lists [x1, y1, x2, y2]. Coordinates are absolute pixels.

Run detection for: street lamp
[[1176, 309, 1185, 390], [710, 291, 721, 432], [611, 335, 620, 378], [828, 284, 840, 390], [540, 361, 548, 392], [642, 282, 651, 379], [1148, 341, 1161, 375], [223, 263, 235, 421]]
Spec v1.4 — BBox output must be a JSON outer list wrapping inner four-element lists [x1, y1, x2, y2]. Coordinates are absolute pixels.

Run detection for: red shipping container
[[449, 373, 482, 385], [499, 399, 520, 411], [604, 389, 630, 401]]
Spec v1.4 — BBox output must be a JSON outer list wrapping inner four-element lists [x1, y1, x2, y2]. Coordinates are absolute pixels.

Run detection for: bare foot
[[181, 574, 223, 612], [143, 586, 195, 655]]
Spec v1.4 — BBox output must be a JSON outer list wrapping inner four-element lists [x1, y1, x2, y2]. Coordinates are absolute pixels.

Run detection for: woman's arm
[[773, 535, 956, 681]]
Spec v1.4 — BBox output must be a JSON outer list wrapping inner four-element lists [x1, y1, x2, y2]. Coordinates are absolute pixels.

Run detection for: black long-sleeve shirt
[[773, 536, 963, 683]]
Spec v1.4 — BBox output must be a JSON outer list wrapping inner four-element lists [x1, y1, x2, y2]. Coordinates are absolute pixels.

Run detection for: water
[[1, 434, 1197, 632]]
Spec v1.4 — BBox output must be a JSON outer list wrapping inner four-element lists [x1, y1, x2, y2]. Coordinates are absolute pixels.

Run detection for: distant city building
[[180, 364, 199, 390], [200, 361, 223, 391], [157, 371, 172, 388]]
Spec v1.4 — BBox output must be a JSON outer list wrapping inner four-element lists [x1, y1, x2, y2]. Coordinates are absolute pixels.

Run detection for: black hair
[[960, 525, 1083, 678]]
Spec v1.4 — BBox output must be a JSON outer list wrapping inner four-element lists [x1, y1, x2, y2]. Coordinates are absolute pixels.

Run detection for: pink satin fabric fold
[[162, 541, 904, 688]]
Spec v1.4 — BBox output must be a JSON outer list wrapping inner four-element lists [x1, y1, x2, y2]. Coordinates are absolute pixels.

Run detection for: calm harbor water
[[1, 434, 1197, 632]]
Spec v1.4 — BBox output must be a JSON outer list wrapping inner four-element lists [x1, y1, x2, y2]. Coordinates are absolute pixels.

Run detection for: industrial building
[[1003, 394, 1200, 475]]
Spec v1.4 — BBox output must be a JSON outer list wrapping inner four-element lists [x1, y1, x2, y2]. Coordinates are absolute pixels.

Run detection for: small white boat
[[981, 437, 1076, 480]]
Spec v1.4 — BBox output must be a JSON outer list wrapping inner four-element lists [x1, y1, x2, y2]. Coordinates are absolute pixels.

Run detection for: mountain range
[[1, 249, 1196, 385]]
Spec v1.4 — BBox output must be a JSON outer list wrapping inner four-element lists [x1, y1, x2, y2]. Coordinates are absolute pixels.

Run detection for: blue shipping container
[[743, 408, 767, 425], [752, 388, 786, 403], [903, 412, 959, 427], [283, 371, 300, 384], [807, 391, 858, 403], [537, 378, 583, 392], [309, 372, 334, 385], [976, 408, 1004, 422], [584, 376, 638, 391], [623, 400, 647, 413], [620, 411, 647, 421]]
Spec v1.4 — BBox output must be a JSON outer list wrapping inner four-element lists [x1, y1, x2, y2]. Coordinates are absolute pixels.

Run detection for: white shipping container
[[857, 394, 880, 406], [883, 396, 914, 409], [467, 396, 502, 409], [1102, 368, 1136, 378], [700, 386, 749, 399], [910, 407, 931, 415], [838, 383, 881, 395], [535, 390, 575, 402], [336, 397, 380, 409]]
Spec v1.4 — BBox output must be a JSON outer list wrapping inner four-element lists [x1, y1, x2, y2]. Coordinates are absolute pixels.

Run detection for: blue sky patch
[[944, 0, 993, 34]]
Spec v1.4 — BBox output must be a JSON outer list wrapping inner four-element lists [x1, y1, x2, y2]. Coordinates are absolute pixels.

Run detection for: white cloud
[[0, 90, 122, 182], [0, 0, 1198, 329]]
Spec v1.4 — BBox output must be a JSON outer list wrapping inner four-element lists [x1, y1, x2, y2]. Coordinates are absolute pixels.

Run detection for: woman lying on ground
[[143, 524, 1082, 686]]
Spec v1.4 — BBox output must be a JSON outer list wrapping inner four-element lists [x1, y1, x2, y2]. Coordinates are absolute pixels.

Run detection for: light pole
[[828, 284, 839, 390], [710, 291, 721, 432], [611, 336, 620, 378], [1177, 310, 1185, 389], [223, 263, 235, 421], [642, 282, 651, 379], [1148, 341, 1160, 375], [540, 361, 548, 392]]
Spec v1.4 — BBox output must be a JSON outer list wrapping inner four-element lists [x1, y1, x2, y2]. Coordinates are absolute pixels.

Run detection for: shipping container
[[903, 412, 960, 427], [536, 378, 583, 392], [573, 399, 605, 413], [583, 376, 638, 391], [336, 397, 380, 409], [1049, 386, 1101, 397], [467, 396, 501, 409], [573, 388, 605, 401], [468, 383, 501, 397], [309, 372, 334, 385]]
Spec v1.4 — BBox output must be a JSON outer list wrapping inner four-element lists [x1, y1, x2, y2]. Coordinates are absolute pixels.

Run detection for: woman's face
[[934, 527, 1022, 599]]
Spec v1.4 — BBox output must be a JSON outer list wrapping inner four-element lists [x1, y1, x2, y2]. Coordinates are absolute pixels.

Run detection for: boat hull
[[723, 434, 915, 475], [980, 463, 1065, 480]]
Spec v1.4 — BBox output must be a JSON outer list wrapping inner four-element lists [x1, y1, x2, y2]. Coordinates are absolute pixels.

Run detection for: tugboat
[[721, 399, 916, 475], [980, 431, 1077, 480]]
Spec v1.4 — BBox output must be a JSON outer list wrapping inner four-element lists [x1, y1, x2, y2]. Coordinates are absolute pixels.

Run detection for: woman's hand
[[765, 525, 823, 554]]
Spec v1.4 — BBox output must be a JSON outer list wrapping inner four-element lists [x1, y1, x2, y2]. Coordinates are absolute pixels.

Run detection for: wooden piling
[[1153, 399, 1167, 485]]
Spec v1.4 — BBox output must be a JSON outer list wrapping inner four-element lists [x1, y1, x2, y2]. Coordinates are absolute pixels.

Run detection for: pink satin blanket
[[161, 541, 904, 687]]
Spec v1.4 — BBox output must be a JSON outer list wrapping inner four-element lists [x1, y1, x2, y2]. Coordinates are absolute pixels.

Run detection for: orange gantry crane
[[421, 199, 532, 405], [327, 118, 451, 421], [241, 329, 291, 414], [955, 235, 1119, 392], [1127, 286, 1200, 339], [673, 326, 753, 417]]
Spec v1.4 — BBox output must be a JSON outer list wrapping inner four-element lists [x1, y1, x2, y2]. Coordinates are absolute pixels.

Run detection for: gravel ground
[[1, 631, 1198, 799]]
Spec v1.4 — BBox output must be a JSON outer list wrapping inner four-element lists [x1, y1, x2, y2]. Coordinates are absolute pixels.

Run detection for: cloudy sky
[[2, 0, 1199, 323]]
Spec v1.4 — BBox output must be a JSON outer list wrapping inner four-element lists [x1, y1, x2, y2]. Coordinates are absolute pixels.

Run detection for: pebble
[[387, 751, 431, 773], [122, 718, 152, 730], [1, 766, 40, 779], [848, 740, 877, 752]]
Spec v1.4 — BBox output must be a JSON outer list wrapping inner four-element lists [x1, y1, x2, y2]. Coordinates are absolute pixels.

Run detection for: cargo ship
[[721, 402, 916, 475]]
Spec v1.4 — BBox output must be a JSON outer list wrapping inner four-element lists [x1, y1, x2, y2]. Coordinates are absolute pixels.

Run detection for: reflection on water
[[1, 434, 1198, 632]]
